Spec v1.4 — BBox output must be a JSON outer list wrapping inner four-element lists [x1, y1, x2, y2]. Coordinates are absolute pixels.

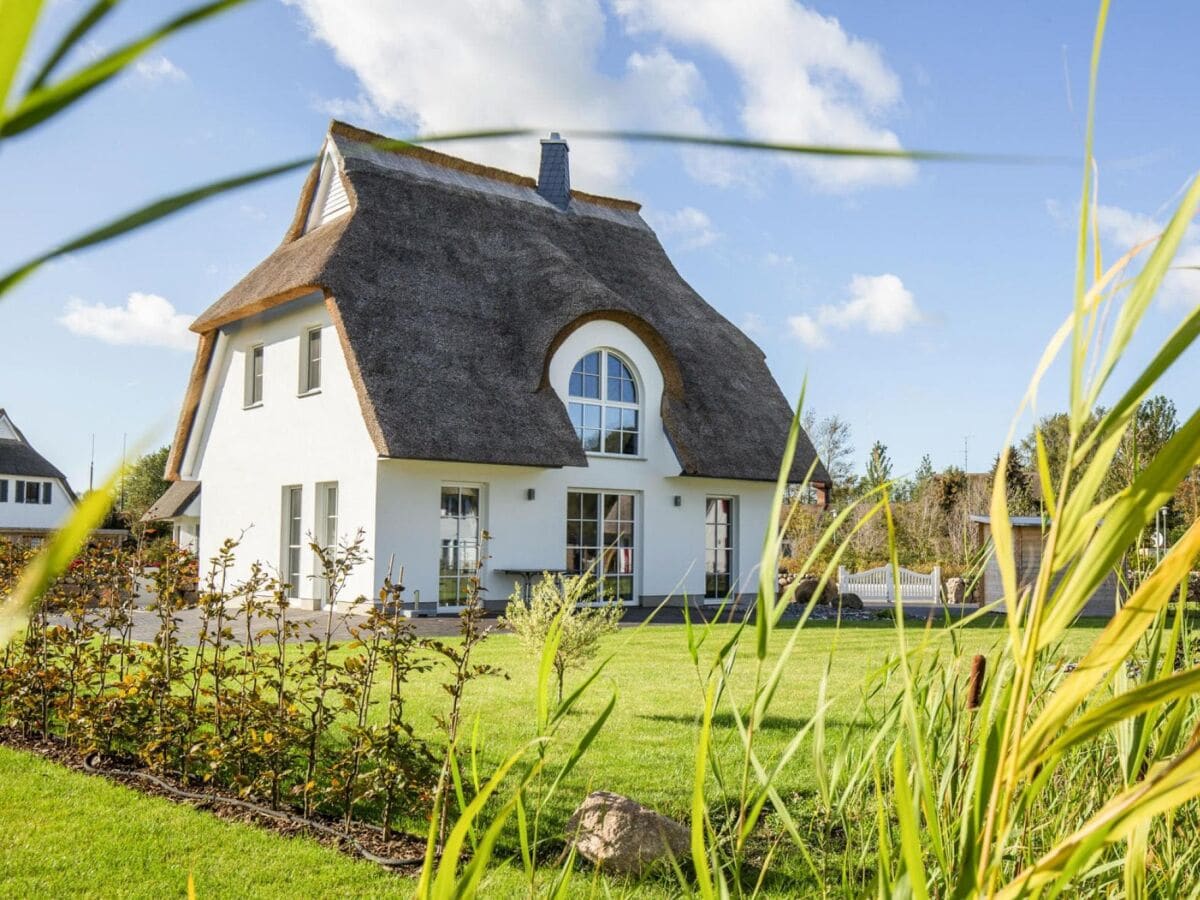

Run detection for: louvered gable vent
[[305, 151, 351, 232]]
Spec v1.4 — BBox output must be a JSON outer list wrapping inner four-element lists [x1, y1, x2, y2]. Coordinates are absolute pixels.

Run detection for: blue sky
[[2, 0, 1198, 491]]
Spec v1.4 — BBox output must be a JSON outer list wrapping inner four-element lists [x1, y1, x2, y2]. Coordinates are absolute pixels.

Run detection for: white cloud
[[644, 205, 718, 248], [788, 313, 826, 348], [788, 273, 921, 348], [1094, 204, 1200, 308], [133, 55, 187, 83], [740, 312, 768, 338], [59, 293, 195, 351], [286, 0, 910, 193], [615, 0, 915, 190], [313, 93, 391, 129]]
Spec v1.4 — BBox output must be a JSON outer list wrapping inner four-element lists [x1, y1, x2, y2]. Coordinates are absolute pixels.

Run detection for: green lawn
[[0, 619, 1103, 897]]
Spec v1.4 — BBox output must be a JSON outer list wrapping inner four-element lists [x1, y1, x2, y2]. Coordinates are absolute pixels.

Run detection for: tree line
[[788, 396, 1198, 579]]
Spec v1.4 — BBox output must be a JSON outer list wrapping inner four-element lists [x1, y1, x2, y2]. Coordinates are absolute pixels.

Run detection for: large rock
[[792, 576, 838, 606], [837, 592, 863, 610], [566, 791, 689, 875]]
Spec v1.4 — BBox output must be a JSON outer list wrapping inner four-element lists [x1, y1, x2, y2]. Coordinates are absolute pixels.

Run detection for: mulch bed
[[0, 729, 427, 871]]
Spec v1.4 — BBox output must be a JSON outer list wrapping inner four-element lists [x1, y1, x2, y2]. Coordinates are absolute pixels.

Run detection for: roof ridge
[[327, 120, 641, 213]]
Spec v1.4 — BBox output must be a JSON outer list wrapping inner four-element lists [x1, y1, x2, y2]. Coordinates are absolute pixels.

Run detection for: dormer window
[[568, 349, 639, 455]]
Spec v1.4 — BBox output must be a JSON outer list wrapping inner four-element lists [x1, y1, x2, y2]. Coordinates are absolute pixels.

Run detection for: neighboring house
[[141, 480, 200, 553], [0, 409, 77, 545], [154, 123, 829, 611], [971, 515, 1122, 616]]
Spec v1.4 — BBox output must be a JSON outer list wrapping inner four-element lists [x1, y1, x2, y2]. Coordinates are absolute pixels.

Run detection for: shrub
[[502, 572, 623, 705]]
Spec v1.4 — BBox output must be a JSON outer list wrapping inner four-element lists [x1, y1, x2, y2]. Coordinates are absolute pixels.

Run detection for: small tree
[[502, 572, 623, 705], [865, 440, 893, 489], [119, 445, 171, 536]]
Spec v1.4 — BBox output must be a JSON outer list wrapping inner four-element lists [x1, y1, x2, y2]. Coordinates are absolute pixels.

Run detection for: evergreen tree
[[865, 441, 893, 489], [914, 454, 935, 485]]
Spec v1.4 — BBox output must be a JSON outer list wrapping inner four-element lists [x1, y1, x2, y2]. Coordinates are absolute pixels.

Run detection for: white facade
[[0, 476, 75, 533], [182, 294, 378, 604], [183, 303, 775, 609]]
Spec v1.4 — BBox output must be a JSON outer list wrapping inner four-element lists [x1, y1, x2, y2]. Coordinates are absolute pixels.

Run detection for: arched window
[[568, 349, 639, 455]]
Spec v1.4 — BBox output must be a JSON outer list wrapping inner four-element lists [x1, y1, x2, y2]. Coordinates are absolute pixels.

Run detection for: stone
[[566, 791, 690, 875], [837, 592, 863, 610], [945, 577, 966, 604], [792, 576, 838, 606]]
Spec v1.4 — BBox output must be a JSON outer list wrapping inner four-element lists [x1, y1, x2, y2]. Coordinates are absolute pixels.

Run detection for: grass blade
[[0, 155, 313, 297], [1, 0, 252, 138], [0, 470, 118, 644], [24, 0, 117, 94], [0, 0, 41, 112]]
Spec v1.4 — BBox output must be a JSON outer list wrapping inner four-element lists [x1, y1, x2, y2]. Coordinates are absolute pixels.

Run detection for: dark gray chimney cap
[[537, 132, 571, 210]]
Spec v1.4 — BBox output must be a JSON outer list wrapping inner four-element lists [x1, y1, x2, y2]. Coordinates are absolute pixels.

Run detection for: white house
[[0, 409, 77, 545], [151, 123, 829, 611]]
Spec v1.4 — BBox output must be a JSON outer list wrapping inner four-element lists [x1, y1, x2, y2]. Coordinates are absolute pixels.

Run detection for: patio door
[[439, 485, 481, 611], [705, 496, 736, 604], [566, 490, 636, 605]]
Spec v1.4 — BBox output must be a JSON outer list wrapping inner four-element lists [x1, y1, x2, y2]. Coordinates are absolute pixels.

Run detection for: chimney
[[536, 132, 570, 209]]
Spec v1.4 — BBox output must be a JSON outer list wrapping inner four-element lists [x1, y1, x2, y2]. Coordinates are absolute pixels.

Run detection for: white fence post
[[837, 565, 847, 594], [932, 565, 943, 604]]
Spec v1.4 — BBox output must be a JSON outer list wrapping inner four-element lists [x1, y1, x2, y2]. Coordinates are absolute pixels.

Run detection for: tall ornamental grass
[[5, 1, 1200, 896], [419, 4, 1200, 897]]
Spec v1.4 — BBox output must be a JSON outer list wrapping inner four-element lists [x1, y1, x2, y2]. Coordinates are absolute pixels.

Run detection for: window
[[314, 482, 338, 603], [14, 480, 27, 503], [566, 491, 635, 603], [300, 327, 322, 394], [705, 497, 736, 600], [439, 486, 481, 607], [245, 344, 264, 407], [568, 350, 639, 455], [282, 486, 302, 598], [317, 482, 338, 550], [0, 480, 7, 502], [41, 482, 51, 505]]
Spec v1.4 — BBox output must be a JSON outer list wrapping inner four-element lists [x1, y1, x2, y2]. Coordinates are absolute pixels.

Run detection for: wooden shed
[[970, 515, 1122, 617]]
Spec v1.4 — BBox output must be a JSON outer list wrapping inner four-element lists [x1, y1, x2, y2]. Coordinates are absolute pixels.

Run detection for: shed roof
[[142, 480, 200, 522], [970, 515, 1048, 527], [171, 122, 828, 485]]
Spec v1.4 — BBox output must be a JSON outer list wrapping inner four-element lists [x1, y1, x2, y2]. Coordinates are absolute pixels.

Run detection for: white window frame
[[313, 481, 338, 603], [704, 496, 737, 603], [244, 344, 264, 408], [438, 483, 484, 611], [567, 349, 641, 457], [299, 326, 322, 395], [566, 489, 638, 606], [281, 485, 303, 599]]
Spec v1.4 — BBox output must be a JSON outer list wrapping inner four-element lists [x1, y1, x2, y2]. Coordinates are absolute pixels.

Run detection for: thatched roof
[[0, 439, 67, 482], [142, 480, 200, 522], [0, 409, 75, 499], [173, 122, 828, 485]]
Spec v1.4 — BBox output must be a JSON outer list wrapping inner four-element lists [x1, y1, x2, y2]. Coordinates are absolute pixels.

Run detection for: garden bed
[[0, 729, 427, 872]]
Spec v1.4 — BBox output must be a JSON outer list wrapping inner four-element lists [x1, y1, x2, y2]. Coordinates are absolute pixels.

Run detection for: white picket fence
[[838, 564, 942, 603]]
